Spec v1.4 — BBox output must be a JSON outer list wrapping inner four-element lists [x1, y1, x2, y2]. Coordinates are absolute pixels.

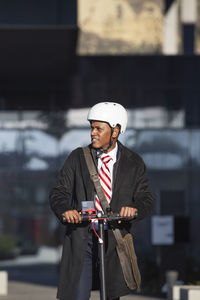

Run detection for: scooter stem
[[99, 218, 107, 300]]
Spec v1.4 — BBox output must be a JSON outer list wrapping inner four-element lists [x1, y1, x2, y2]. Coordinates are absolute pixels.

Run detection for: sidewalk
[[0, 281, 164, 300], [0, 247, 164, 300]]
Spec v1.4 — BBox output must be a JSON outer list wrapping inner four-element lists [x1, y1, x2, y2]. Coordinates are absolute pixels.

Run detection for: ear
[[112, 126, 120, 138]]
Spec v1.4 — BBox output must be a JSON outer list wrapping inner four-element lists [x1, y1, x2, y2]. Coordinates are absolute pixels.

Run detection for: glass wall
[[0, 111, 200, 286]]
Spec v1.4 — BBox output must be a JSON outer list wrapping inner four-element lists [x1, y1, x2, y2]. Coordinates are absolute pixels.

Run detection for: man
[[49, 102, 154, 300]]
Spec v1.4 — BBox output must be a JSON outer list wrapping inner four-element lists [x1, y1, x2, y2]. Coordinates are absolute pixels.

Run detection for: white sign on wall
[[151, 215, 174, 245]]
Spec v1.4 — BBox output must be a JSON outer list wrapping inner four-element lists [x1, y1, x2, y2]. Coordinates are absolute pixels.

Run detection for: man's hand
[[118, 206, 138, 223], [62, 210, 82, 224]]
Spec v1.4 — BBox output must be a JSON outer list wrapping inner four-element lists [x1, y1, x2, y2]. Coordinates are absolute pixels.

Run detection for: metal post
[[99, 219, 106, 300], [180, 0, 197, 54], [163, 0, 179, 55]]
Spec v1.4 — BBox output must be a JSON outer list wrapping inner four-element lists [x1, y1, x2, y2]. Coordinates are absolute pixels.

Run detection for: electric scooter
[[62, 205, 137, 300]]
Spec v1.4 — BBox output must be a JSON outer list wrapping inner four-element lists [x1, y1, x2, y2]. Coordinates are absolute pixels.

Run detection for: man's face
[[90, 121, 112, 150]]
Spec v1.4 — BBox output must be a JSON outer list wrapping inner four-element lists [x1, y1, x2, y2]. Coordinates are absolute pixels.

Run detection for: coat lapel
[[111, 144, 129, 203]]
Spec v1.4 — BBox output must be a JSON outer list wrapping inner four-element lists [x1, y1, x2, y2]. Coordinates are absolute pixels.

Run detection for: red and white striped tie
[[95, 155, 112, 212]]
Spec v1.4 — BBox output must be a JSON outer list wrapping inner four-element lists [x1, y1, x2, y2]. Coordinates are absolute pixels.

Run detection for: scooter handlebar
[[62, 212, 138, 223]]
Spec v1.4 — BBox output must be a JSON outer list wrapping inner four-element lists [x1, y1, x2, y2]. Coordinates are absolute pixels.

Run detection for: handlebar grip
[[61, 214, 93, 222], [108, 215, 132, 221]]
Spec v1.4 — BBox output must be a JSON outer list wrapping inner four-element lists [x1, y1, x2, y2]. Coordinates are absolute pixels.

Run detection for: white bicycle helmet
[[87, 102, 128, 134]]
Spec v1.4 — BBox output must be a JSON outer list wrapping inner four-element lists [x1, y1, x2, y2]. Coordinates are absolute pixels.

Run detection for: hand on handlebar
[[62, 210, 82, 224], [118, 206, 138, 223]]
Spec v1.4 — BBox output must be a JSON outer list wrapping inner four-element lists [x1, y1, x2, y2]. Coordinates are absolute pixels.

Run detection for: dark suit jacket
[[49, 141, 154, 300]]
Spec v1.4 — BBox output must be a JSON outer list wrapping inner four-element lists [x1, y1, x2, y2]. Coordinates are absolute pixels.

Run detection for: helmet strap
[[101, 127, 114, 154]]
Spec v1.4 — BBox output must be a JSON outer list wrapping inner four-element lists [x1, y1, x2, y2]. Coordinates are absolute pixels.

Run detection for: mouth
[[91, 137, 99, 142]]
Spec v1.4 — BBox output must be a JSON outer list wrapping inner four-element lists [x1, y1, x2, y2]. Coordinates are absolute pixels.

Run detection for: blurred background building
[[0, 0, 200, 295]]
